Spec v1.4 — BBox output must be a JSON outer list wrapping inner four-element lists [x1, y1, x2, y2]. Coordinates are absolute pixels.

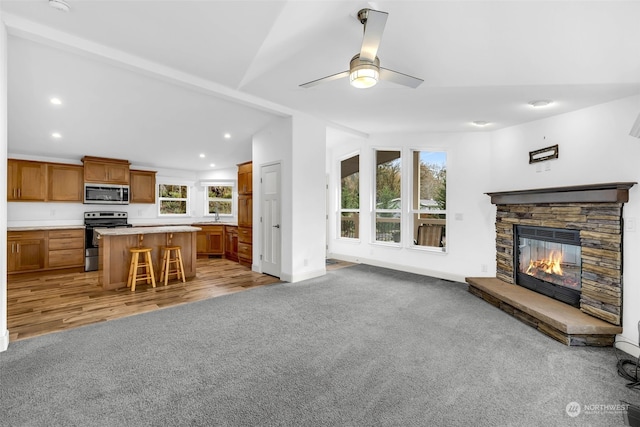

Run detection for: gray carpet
[[1, 264, 638, 426]]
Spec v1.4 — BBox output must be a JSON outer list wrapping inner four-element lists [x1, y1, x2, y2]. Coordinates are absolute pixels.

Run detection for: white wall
[[490, 95, 640, 351], [253, 113, 326, 282], [1, 12, 9, 352], [327, 130, 496, 282]]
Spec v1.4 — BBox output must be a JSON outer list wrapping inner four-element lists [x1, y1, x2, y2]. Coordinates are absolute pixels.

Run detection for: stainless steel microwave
[[84, 183, 130, 205]]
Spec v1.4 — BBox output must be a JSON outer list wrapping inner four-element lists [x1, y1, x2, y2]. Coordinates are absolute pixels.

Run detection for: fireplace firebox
[[514, 225, 582, 307]]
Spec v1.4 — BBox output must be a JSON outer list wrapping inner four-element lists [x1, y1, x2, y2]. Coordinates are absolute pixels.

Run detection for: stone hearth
[[467, 182, 635, 346]]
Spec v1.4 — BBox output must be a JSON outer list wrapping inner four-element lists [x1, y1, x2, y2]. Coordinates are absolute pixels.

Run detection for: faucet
[[214, 211, 220, 222]]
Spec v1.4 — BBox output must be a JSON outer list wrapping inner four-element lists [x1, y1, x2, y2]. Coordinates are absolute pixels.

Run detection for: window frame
[[372, 148, 402, 246], [338, 152, 361, 240], [157, 181, 191, 217], [409, 149, 447, 252], [202, 181, 236, 218]]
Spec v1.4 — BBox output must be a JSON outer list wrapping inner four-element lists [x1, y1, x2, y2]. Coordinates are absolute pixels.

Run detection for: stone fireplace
[[467, 182, 635, 346]]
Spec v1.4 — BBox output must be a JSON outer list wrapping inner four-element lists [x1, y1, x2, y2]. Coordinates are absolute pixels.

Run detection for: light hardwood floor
[[7, 258, 355, 342], [7, 258, 281, 342]]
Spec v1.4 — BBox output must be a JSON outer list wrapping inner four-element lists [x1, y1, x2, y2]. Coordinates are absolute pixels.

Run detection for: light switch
[[455, 213, 463, 221]]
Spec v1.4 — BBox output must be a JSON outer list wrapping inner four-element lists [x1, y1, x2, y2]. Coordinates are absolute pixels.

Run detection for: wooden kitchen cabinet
[[238, 161, 253, 195], [7, 159, 46, 201], [237, 161, 253, 268], [47, 163, 84, 202], [130, 170, 157, 203], [7, 231, 46, 273], [82, 156, 130, 185], [196, 225, 225, 256], [224, 225, 238, 262], [237, 195, 253, 227], [47, 229, 85, 269]]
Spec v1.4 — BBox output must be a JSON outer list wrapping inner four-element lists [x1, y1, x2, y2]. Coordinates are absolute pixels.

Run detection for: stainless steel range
[[84, 211, 131, 271]]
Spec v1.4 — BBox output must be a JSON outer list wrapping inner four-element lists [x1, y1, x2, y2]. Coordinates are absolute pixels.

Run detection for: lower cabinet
[[47, 229, 85, 269], [8, 228, 85, 274], [237, 226, 252, 268], [7, 231, 45, 273], [196, 225, 225, 256], [224, 226, 238, 262]]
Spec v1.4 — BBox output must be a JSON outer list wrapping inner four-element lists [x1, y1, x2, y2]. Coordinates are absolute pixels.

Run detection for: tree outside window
[[158, 184, 189, 215]]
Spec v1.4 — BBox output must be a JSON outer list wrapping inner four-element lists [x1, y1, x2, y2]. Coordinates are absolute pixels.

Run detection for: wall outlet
[[49, 209, 55, 217], [545, 162, 551, 171], [303, 258, 308, 267], [626, 218, 636, 232], [481, 264, 488, 273]]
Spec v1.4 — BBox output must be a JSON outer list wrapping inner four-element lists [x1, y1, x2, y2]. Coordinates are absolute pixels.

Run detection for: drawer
[[238, 227, 252, 243], [238, 242, 252, 259], [48, 237, 84, 250], [48, 248, 84, 268], [8, 231, 46, 240], [48, 229, 84, 239]]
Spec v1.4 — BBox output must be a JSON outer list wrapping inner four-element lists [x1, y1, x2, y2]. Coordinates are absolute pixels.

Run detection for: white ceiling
[[2, 0, 640, 171]]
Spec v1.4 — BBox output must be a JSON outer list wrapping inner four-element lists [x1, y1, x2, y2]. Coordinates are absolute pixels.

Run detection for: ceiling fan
[[299, 8, 423, 89]]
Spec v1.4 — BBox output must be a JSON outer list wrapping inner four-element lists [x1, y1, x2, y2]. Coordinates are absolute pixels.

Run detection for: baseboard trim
[[281, 268, 326, 283], [0, 329, 8, 352], [327, 253, 468, 283]]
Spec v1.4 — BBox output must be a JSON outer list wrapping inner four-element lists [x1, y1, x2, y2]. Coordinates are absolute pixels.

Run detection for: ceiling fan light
[[350, 68, 379, 89], [349, 54, 380, 89]]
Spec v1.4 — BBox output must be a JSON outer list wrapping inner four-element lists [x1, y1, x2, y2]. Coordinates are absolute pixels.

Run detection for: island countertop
[[95, 225, 201, 237], [97, 226, 199, 290]]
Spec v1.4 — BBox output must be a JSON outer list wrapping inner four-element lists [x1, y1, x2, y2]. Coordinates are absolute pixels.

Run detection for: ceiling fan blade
[[359, 9, 388, 62], [299, 70, 349, 88], [379, 68, 424, 88]]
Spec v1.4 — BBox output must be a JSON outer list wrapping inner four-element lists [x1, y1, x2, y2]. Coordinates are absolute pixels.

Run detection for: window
[[206, 184, 233, 216], [412, 150, 446, 249], [340, 154, 360, 238], [158, 184, 189, 216], [374, 150, 401, 243]]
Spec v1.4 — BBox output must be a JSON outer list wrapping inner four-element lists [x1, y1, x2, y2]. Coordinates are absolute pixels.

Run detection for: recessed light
[[50, 97, 62, 105], [51, 132, 62, 139], [471, 121, 490, 127], [528, 100, 553, 108], [209, 163, 216, 168], [48, 0, 70, 12], [199, 154, 205, 158], [223, 133, 231, 139]]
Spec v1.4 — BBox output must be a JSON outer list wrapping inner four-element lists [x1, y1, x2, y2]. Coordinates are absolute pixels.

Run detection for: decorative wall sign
[[529, 144, 559, 164]]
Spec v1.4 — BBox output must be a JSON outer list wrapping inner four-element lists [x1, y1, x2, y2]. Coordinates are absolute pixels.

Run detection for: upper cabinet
[[130, 170, 157, 204], [48, 163, 84, 202], [8, 159, 46, 201], [238, 161, 252, 195], [82, 156, 130, 185]]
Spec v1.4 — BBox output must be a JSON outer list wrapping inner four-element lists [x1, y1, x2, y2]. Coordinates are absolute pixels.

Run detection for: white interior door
[[261, 163, 281, 277]]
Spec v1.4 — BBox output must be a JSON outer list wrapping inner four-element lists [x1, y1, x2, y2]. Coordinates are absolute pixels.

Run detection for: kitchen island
[[95, 225, 201, 290]]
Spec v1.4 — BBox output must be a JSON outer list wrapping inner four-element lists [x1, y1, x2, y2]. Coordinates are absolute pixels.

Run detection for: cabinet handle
[[16, 243, 20, 253], [17, 188, 21, 199]]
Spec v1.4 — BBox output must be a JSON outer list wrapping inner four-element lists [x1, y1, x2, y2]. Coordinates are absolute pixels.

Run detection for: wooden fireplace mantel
[[486, 182, 636, 205]]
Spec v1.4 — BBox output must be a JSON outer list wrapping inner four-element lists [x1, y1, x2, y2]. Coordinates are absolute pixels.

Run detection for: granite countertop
[[95, 225, 201, 237], [8, 225, 85, 232]]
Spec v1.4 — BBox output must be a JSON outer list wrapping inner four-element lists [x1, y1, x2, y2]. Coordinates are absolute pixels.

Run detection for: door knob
[[273, 224, 280, 228]]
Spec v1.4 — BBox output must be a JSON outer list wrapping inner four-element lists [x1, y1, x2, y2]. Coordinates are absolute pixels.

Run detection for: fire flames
[[526, 251, 563, 276]]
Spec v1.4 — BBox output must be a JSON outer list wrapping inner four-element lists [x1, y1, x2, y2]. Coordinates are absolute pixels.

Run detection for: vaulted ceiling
[[2, 1, 640, 171]]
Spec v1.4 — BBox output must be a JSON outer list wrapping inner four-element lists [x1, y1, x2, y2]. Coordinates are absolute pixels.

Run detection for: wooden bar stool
[[159, 246, 186, 286], [127, 247, 156, 291]]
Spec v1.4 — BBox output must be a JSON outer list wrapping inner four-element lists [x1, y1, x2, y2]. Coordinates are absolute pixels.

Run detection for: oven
[[84, 211, 132, 271]]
